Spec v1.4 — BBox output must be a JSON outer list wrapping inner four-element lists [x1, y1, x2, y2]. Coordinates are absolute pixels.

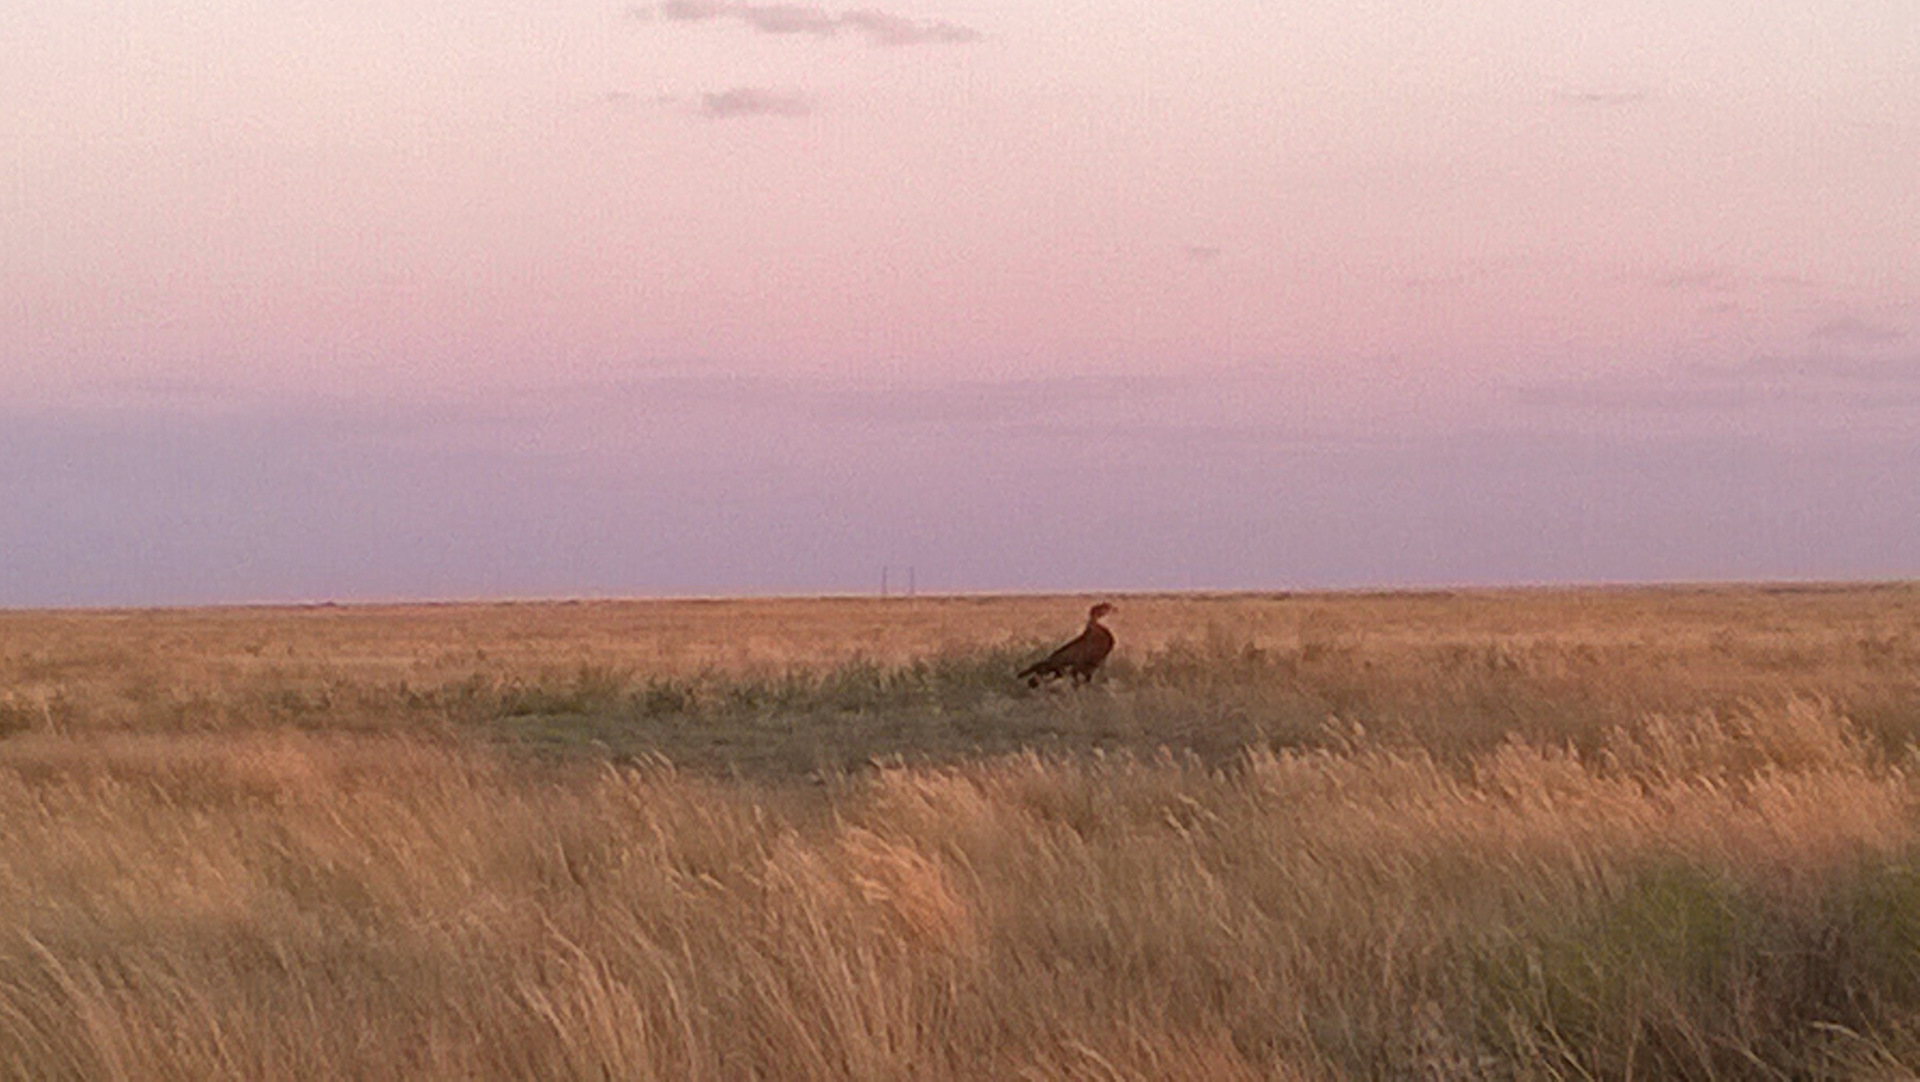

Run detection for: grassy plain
[[3, 585, 1920, 1077]]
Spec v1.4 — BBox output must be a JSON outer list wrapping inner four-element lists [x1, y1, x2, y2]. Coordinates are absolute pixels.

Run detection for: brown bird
[[1018, 603, 1116, 687]]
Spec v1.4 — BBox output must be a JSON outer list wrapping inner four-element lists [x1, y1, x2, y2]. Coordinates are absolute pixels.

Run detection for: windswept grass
[[3, 586, 1920, 1076], [3, 702, 1919, 1078], [6, 586, 1920, 774]]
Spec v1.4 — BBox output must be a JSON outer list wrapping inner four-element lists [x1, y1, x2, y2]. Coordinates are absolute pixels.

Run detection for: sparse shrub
[[637, 676, 698, 717], [1835, 856, 1920, 1007], [0, 693, 41, 737], [496, 664, 631, 717]]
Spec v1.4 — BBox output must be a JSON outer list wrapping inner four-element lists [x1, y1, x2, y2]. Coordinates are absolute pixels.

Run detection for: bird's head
[[1088, 602, 1115, 621]]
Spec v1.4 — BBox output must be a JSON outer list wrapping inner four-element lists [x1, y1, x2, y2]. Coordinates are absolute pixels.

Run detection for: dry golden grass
[[3, 586, 1920, 1077], [7, 585, 1919, 770]]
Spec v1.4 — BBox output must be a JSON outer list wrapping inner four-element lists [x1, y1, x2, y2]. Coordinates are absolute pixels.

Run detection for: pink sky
[[2, 0, 1916, 604]]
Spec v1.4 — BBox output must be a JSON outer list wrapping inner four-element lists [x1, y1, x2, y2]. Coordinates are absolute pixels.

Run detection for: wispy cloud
[[1183, 245, 1221, 263], [1811, 316, 1906, 346], [1647, 268, 1737, 293], [1513, 351, 1920, 431], [1743, 353, 1920, 383], [654, 0, 729, 18], [698, 87, 812, 118], [738, 4, 839, 35], [1553, 89, 1650, 108], [1762, 274, 1820, 291], [1511, 379, 1770, 414], [641, 2, 982, 45], [838, 9, 981, 45], [1626, 267, 1829, 299]]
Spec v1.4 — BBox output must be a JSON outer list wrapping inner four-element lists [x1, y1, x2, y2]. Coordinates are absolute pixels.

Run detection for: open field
[[4, 585, 1920, 1077]]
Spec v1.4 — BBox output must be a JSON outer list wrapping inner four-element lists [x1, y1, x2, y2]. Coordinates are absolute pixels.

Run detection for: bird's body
[[1018, 603, 1116, 687]]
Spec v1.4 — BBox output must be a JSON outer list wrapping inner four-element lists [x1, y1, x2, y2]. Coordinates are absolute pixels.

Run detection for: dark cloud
[[640, 2, 982, 45], [1811, 316, 1906, 346], [698, 87, 812, 119]]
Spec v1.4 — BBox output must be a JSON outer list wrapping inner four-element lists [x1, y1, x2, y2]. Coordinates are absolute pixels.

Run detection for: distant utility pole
[[880, 566, 917, 599], [879, 567, 917, 598]]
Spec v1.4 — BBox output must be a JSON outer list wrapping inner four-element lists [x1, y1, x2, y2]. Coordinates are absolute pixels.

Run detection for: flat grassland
[[4, 586, 1920, 1078]]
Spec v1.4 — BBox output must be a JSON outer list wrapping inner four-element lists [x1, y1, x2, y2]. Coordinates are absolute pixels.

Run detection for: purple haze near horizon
[[2, 0, 1917, 606]]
